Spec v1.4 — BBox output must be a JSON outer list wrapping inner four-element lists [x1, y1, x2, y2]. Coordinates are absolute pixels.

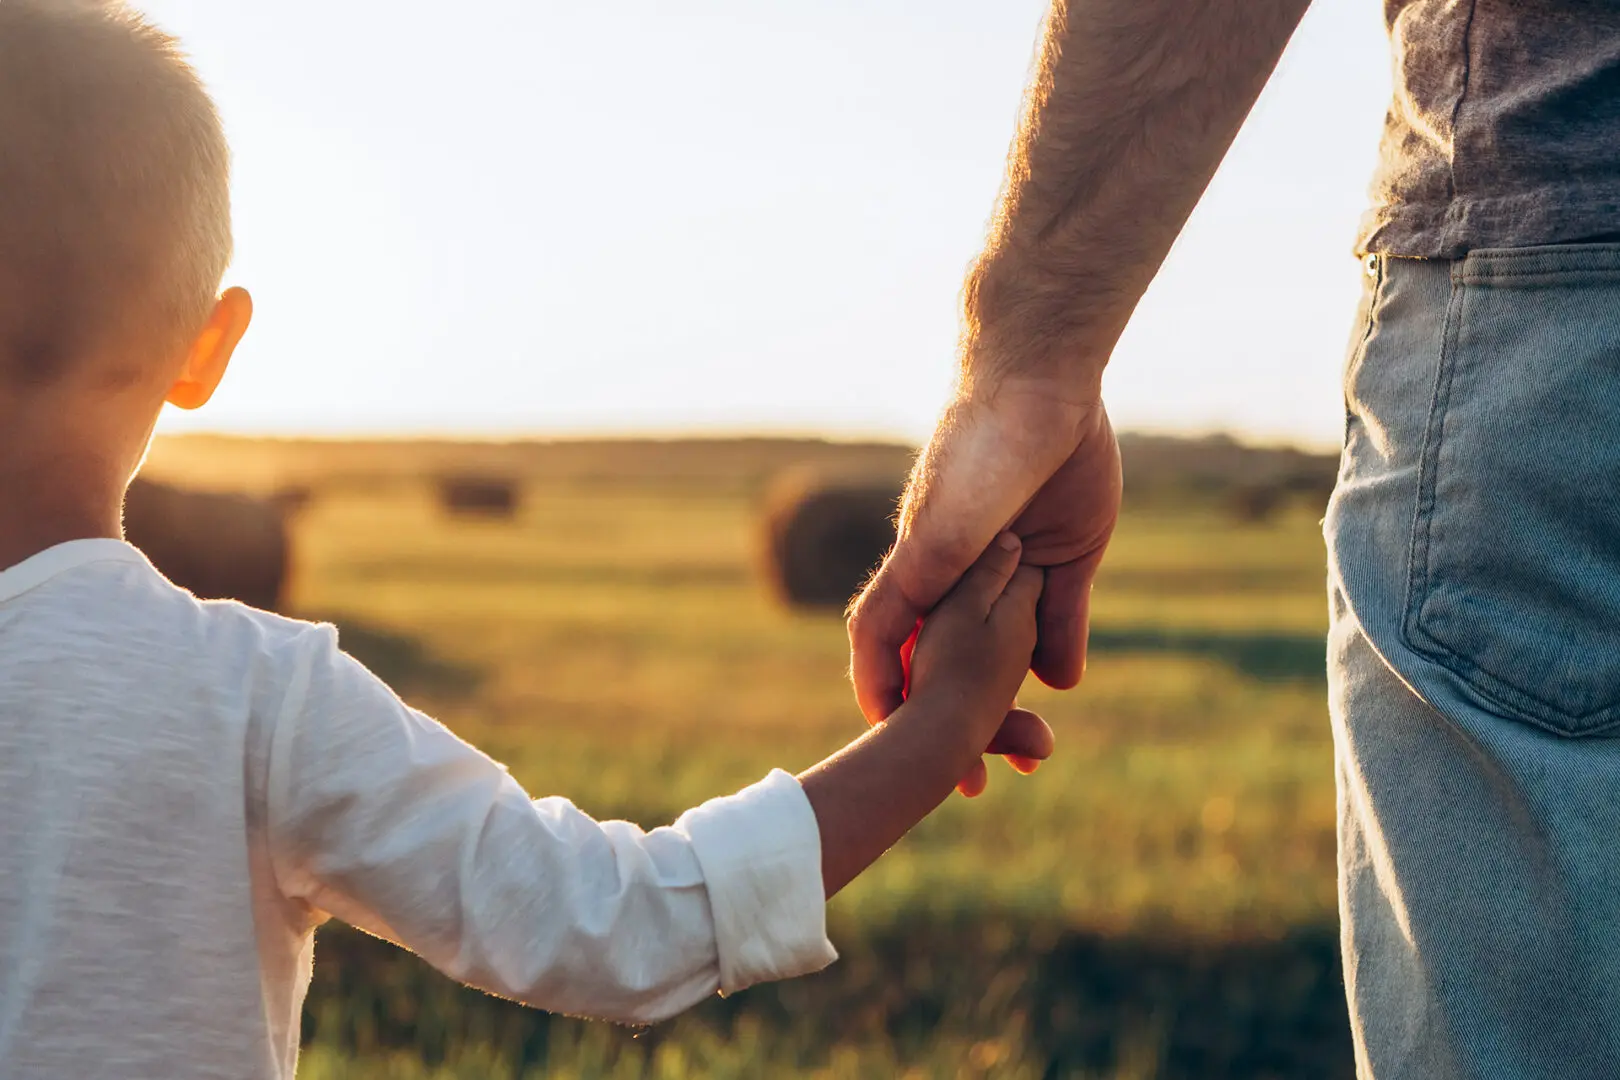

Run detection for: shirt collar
[[0, 539, 146, 603]]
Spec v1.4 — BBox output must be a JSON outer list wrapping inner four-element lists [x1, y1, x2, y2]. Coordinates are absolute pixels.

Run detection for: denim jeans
[[1326, 245, 1620, 1079]]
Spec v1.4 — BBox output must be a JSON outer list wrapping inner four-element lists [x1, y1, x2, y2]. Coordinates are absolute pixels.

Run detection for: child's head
[[0, 0, 249, 490]]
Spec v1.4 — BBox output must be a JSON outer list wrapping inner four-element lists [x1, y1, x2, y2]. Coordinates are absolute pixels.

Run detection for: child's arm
[[260, 538, 1041, 1025], [266, 653, 828, 1025], [801, 532, 1040, 896]]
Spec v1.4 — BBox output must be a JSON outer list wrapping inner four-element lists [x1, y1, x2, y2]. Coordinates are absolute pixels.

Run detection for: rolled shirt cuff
[[676, 768, 838, 994]]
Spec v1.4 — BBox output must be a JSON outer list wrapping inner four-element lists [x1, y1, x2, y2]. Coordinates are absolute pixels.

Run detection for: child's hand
[[903, 533, 1043, 762]]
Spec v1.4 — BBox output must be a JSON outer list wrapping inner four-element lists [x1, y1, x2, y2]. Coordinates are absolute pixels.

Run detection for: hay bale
[[1280, 469, 1341, 515], [123, 478, 291, 611], [1227, 483, 1286, 524], [1227, 469, 1341, 523], [269, 483, 315, 515], [760, 474, 901, 610], [438, 475, 519, 518]]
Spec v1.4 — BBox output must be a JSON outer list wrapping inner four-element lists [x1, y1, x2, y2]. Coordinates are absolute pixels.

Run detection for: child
[[0, 3, 1050, 1078]]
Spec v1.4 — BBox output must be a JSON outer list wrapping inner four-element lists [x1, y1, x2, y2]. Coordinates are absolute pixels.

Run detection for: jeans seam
[[1462, 242, 1620, 284], [1461, 271, 1620, 286], [1403, 266, 1463, 668], [1341, 259, 1384, 454]]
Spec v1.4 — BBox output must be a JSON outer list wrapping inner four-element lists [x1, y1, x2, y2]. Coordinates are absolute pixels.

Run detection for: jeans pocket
[[1405, 243, 1620, 736]]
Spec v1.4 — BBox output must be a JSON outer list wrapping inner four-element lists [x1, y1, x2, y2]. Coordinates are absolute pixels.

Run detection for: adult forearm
[[963, 0, 1311, 396]]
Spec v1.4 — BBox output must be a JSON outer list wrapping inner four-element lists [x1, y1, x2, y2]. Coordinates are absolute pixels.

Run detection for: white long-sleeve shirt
[[0, 540, 837, 1080]]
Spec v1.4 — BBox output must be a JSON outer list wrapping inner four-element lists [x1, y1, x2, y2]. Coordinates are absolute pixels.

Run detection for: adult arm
[[850, 0, 1312, 791]]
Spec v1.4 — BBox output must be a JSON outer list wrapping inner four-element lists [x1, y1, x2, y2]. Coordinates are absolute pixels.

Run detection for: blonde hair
[[0, 0, 232, 385]]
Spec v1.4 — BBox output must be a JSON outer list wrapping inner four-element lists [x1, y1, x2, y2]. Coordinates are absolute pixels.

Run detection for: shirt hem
[[1358, 185, 1620, 259]]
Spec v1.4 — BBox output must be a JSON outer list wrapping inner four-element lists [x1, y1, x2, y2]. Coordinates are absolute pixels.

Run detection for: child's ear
[[165, 287, 253, 411]]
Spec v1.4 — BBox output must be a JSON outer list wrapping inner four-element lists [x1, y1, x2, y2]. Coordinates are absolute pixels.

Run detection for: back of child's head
[[0, 0, 231, 390]]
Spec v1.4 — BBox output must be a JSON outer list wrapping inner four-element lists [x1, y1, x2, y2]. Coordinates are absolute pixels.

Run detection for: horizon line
[[154, 424, 1343, 456]]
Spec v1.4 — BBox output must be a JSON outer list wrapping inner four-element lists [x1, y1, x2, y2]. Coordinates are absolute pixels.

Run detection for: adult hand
[[847, 378, 1123, 795], [841, 0, 1301, 797]]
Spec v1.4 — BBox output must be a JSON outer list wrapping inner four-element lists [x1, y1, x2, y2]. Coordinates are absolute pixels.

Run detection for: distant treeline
[[1118, 433, 1340, 519], [142, 431, 1338, 519]]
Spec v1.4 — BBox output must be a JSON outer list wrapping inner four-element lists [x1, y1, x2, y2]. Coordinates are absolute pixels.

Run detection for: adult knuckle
[[845, 579, 880, 630], [899, 517, 972, 568], [844, 596, 866, 634]]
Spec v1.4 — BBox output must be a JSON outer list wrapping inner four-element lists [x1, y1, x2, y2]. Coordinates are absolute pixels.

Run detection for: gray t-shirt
[[1359, 0, 1620, 258]]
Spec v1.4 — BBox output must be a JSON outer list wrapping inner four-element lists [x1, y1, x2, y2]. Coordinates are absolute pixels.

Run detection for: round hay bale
[[760, 474, 902, 610], [1227, 482, 1285, 524], [438, 475, 520, 519], [123, 478, 291, 611], [269, 483, 316, 516], [1280, 468, 1341, 515]]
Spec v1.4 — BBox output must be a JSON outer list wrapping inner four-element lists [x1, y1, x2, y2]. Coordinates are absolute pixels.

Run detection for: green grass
[[155, 438, 1348, 1079]]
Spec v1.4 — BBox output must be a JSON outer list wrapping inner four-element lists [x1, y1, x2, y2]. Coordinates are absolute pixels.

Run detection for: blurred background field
[[144, 434, 1348, 1080]]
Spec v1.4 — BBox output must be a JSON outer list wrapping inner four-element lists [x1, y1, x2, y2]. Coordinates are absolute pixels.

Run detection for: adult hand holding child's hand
[[848, 378, 1123, 796], [903, 532, 1045, 740], [804, 533, 1048, 897]]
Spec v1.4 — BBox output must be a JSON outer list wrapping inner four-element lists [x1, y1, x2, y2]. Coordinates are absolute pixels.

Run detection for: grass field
[[148, 436, 1350, 1080]]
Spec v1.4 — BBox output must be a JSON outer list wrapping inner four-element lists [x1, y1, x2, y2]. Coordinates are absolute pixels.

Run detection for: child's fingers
[[956, 757, 990, 798], [991, 565, 1045, 628], [984, 707, 1055, 760], [941, 532, 1023, 620]]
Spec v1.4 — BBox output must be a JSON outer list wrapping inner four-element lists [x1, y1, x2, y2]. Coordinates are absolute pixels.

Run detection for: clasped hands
[[846, 380, 1123, 796]]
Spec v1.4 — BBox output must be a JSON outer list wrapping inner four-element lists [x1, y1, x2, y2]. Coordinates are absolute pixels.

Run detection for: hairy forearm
[[963, 0, 1311, 396], [798, 702, 982, 898]]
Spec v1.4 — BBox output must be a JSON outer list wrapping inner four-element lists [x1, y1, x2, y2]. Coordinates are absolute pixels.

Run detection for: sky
[[144, 1, 1391, 450]]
